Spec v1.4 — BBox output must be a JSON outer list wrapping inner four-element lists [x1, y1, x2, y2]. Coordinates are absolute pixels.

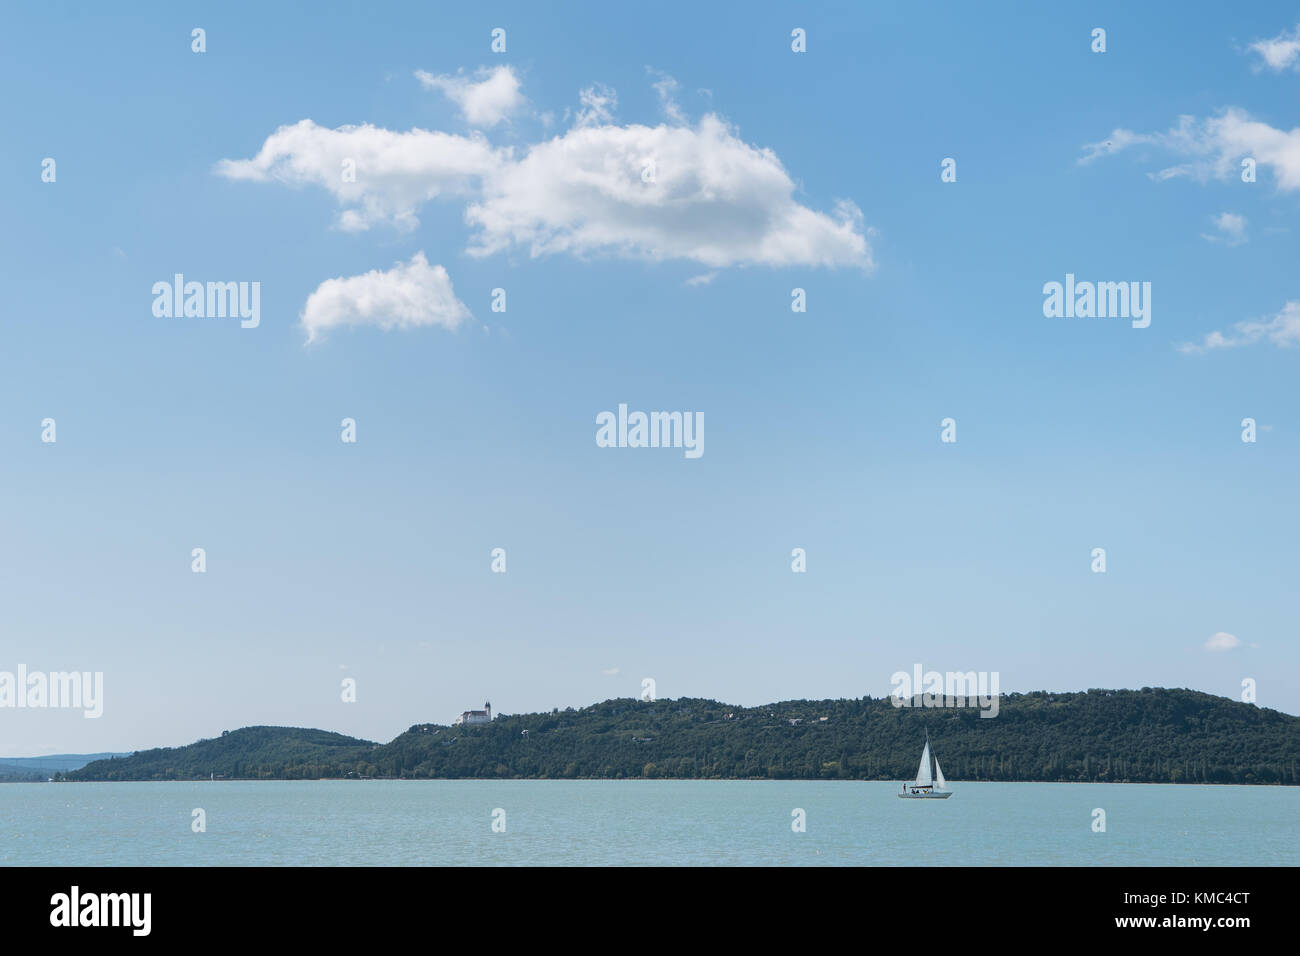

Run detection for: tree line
[[67, 688, 1300, 785]]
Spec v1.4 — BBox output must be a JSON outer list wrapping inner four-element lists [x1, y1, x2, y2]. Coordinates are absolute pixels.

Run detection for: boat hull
[[897, 789, 952, 799]]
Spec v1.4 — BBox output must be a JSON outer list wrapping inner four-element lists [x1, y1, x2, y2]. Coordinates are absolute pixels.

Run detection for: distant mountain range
[[0, 753, 130, 782], [63, 688, 1300, 785]]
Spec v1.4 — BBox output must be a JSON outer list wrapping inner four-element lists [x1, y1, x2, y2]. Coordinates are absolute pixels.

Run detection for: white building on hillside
[[453, 701, 492, 726]]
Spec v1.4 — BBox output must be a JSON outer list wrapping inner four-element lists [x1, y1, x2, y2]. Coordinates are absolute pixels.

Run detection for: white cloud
[[1179, 300, 1300, 354], [218, 85, 874, 271], [601, 667, 620, 677], [685, 271, 718, 287], [1080, 109, 1300, 191], [574, 84, 618, 127], [1249, 24, 1300, 71], [1204, 632, 1242, 652], [214, 119, 501, 231], [1201, 211, 1247, 246], [648, 68, 687, 125], [299, 252, 470, 343], [465, 114, 873, 269], [415, 65, 524, 127], [1077, 127, 1169, 165]]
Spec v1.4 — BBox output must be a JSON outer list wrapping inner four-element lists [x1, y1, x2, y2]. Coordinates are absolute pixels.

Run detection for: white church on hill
[[453, 701, 492, 726]]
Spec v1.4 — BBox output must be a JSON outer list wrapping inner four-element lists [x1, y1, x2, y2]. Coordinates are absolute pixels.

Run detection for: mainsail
[[914, 741, 933, 787]]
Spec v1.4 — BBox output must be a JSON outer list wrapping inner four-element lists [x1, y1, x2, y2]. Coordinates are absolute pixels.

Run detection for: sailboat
[[898, 732, 952, 798]]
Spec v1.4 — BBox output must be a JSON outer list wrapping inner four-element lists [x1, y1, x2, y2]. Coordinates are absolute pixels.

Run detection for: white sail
[[914, 741, 933, 786], [934, 756, 946, 790]]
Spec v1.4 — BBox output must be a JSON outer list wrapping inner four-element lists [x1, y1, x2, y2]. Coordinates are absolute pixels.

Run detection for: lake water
[[1, 781, 1295, 866]]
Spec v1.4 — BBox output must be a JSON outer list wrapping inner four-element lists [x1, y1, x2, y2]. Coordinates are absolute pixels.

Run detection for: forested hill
[[0, 753, 128, 782], [67, 689, 1300, 784], [68, 727, 377, 781]]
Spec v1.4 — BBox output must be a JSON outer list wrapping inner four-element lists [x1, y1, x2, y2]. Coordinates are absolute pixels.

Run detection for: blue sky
[[1, 2, 1298, 756]]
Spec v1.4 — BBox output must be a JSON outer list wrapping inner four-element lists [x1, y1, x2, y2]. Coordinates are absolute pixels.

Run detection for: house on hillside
[[453, 701, 492, 726]]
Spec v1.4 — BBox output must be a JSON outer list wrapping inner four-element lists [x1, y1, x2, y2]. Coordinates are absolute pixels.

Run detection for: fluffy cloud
[[214, 120, 501, 231], [1204, 632, 1241, 652], [1079, 109, 1300, 191], [415, 65, 523, 127], [465, 114, 872, 268], [1202, 211, 1247, 246], [1179, 300, 1300, 353], [217, 89, 872, 271], [1249, 24, 1300, 71], [299, 252, 470, 342]]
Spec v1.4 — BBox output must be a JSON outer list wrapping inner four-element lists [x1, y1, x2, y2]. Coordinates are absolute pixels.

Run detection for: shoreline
[[23, 778, 1299, 788]]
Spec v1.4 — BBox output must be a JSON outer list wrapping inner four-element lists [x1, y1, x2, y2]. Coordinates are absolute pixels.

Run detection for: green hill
[[0, 752, 129, 781], [68, 727, 375, 781], [67, 689, 1300, 784]]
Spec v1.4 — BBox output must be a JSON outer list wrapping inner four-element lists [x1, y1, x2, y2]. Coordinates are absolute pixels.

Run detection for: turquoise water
[[1, 781, 1295, 866]]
